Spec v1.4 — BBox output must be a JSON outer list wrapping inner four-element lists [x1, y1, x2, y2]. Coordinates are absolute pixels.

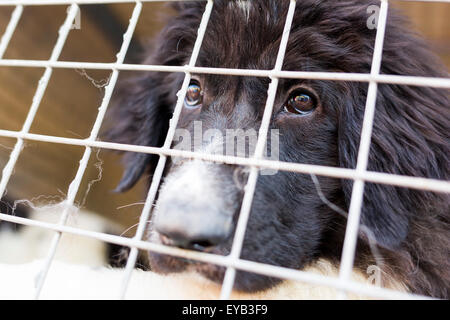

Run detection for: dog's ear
[[335, 8, 450, 249], [106, 73, 171, 192], [337, 82, 449, 249]]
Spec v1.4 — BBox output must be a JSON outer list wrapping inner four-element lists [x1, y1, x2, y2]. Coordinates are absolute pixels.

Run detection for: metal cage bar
[[0, 5, 23, 59], [0, 129, 448, 193], [32, 1, 143, 299], [0, 60, 449, 89], [338, 0, 389, 299], [220, 0, 298, 299], [118, 0, 214, 299], [0, 211, 432, 300]]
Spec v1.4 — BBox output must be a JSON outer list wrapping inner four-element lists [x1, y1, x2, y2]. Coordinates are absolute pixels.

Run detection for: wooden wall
[[394, 1, 450, 67], [0, 2, 448, 229], [0, 3, 166, 229]]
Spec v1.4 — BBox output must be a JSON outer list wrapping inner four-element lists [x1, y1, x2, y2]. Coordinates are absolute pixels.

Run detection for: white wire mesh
[[0, 0, 448, 300], [337, 0, 389, 299]]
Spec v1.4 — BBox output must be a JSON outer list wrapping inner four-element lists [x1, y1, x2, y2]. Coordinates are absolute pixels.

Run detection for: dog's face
[[109, 0, 449, 293], [147, 1, 345, 291], [148, 70, 341, 290]]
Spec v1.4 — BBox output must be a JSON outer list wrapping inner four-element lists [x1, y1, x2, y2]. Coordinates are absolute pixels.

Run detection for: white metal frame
[[0, 0, 448, 300]]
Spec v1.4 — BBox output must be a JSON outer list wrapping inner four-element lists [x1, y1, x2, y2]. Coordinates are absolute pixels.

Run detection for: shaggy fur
[[106, 0, 450, 298]]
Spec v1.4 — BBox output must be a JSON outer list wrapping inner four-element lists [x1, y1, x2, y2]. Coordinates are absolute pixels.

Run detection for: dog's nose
[[154, 203, 232, 249]]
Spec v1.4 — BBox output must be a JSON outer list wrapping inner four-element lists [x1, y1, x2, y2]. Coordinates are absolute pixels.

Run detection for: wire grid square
[[0, 0, 448, 300]]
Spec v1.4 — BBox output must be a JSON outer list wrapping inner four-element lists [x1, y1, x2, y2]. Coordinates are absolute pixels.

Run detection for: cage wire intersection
[[0, 0, 448, 300]]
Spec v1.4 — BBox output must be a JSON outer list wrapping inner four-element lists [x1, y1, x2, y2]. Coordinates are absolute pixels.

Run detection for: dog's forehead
[[198, 2, 288, 70], [191, 0, 372, 74]]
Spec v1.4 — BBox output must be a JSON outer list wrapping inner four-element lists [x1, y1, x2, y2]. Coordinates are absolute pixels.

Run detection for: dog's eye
[[185, 82, 203, 108], [284, 91, 317, 115]]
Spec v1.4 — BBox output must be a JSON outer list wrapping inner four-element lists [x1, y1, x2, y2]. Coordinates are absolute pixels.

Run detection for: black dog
[[107, 0, 449, 298]]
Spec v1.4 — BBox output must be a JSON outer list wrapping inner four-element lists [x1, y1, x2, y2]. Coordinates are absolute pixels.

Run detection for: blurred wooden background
[[0, 1, 448, 230]]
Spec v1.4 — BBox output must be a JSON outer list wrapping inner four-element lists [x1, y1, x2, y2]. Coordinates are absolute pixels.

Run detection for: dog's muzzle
[[152, 161, 238, 250], [155, 203, 232, 249]]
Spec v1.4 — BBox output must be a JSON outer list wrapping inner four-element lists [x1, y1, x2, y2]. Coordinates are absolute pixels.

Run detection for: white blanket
[[0, 209, 404, 299], [0, 258, 381, 300]]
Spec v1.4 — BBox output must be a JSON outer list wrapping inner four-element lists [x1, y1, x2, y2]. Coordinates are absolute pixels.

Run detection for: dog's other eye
[[284, 91, 317, 115], [185, 82, 203, 108]]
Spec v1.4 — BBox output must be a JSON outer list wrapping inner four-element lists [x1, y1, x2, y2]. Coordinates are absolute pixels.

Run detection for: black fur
[[106, 0, 450, 298]]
